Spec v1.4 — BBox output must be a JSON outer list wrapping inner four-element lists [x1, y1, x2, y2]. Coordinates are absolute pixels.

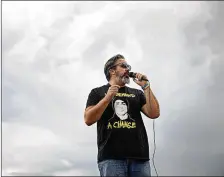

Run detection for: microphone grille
[[129, 72, 135, 78]]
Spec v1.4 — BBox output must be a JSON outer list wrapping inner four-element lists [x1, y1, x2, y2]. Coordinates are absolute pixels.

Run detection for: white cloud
[[3, 1, 223, 176], [2, 122, 82, 175]]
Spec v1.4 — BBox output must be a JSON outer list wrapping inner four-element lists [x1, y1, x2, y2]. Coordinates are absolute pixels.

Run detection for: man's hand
[[85, 84, 120, 126], [105, 85, 120, 101], [132, 73, 148, 87]]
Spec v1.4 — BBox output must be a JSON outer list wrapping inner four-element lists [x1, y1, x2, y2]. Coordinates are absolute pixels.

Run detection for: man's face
[[114, 100, 128, 116], [113, 59, 131, 84]]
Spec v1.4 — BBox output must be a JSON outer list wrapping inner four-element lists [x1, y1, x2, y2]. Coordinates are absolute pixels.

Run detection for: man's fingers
[[135, 73, 147, 81], [133, 78, 140, 84], [109, 85, 120, 91], [137, 73, 143, 80], [111, 85, 120, 89], [109, 89, 118, 93], [109, 86, 119, 92]]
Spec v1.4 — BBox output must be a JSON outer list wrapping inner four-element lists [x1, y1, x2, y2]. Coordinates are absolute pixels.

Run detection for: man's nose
[[125, 68, 130, 72]]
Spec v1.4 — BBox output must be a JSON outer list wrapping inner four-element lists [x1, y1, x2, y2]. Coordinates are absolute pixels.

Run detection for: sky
[[2, 1, 224, 176]]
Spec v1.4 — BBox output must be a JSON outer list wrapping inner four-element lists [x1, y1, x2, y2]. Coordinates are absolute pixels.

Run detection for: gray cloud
[[153, 2, 224, 176], [2, 29, 25, 55], [2, 1, 223, 176], [82, 19, 128, 69]]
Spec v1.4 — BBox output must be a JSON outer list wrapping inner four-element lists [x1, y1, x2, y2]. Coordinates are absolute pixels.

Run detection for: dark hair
[[104, 54, 125, 81], [112, 97, 129, 111]]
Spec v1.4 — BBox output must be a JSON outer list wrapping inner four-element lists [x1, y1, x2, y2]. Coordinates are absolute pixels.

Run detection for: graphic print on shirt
[[107, 94, 136, 129]]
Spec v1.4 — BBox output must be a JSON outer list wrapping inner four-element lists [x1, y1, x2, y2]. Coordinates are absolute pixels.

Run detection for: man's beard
[[116, 72, 130, 84]]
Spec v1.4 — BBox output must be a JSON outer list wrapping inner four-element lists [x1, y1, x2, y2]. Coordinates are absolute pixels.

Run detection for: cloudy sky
[[2, 1, 224, 176]]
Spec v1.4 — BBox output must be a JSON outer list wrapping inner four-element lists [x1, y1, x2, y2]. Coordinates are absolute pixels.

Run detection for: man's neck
[[109, 79, 125, 87]]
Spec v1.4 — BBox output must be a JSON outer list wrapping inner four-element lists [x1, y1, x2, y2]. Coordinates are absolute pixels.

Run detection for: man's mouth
[[123, 72, 129, 77]]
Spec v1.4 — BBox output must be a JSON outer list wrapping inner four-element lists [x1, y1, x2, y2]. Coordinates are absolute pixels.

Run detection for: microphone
[[129, 72, 148, 81]]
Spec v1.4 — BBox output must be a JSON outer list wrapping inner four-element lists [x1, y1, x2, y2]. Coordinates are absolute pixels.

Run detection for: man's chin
[[116, 75, 130, 84], [122, 76, 130, 84]]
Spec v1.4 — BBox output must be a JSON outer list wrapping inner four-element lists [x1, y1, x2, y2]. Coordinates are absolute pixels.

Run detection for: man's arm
[[84, 85, 120, 126], [141, 86, 160, 119], [132, 72, 160, 119], [84, 97, 111, 126]]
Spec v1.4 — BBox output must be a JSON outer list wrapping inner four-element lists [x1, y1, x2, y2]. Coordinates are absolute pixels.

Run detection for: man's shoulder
[[91, 84, 108, 90], [126, 85, 143, 93], [89, 84, 109, 94], [125, 85, 145, 98]]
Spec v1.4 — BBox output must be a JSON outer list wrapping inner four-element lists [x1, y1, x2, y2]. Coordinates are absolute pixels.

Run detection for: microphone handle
[[129, 72, 149, 81], [133, 76, 148, 81]]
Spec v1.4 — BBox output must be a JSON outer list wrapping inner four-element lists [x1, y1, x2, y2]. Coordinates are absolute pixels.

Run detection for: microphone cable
[[152, 119, 159, 177]]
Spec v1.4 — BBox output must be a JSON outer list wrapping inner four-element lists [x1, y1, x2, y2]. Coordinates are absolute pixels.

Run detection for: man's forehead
[[115, 100, 125, 103], [115, 59, 126, 64]]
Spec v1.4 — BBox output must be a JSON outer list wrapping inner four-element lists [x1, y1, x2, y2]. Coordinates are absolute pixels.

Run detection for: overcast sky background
[[2, 1, 224, 176]]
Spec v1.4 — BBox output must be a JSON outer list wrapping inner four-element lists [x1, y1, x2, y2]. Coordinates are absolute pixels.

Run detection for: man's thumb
[[133, 78, 139, 84]]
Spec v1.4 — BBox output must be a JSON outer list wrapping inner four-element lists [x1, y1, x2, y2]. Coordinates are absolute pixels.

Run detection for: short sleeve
[[139, 90, 146, 108], [86, 88, 101, 108]]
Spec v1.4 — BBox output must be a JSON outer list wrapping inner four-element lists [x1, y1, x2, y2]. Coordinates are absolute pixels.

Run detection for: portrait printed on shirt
[[107, 97, 136, 129]]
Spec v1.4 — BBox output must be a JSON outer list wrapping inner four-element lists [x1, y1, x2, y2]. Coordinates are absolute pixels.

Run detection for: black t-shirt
[[86, 83, 149, 162]]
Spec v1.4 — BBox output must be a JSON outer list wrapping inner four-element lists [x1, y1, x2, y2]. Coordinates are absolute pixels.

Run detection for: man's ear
[[109, 69, 115, 75]]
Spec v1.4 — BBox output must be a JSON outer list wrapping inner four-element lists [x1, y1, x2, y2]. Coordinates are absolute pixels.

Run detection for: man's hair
[[112, 97, 129, 111], [104, 54, 125, 81]]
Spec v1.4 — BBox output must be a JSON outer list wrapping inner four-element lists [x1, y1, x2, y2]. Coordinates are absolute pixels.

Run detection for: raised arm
[[84, 85, 120, 126], [141, 86, 160, 119], [132, 73, 160, 119]]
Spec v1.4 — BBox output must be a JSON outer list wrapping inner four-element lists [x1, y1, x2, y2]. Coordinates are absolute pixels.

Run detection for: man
[[84, 54, 160, 177]]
